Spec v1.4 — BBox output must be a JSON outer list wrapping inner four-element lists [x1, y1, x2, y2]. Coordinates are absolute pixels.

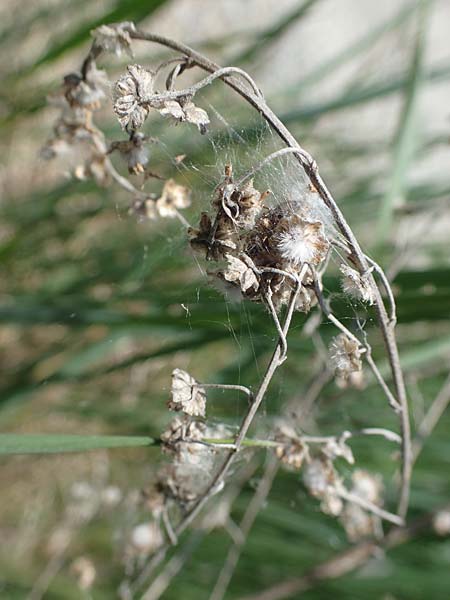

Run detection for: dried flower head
[[91, 21, 135, 57], [109, 132, 149, 174], [113, 64, 154, 130], [275, 215, 329, 266], [303, 457, 343, 516], [351, 469, 382, 504], [340, 263, 375, 304], [158, 178, 190, 216], [157, 414, 230, 505], [433, 510, 450, 536], [63, 70, 107, 110], [340, 470, 383, 541], [129, 522, 163, 555], [274, 426, 309, 470], [168, 368, 206, 417], [70, 556, 96, 591], [329, 334, 362, 381], [235, 179, 268, 229]]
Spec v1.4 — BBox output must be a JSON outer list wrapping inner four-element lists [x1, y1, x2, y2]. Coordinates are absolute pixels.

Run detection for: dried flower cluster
[[113, 63, 209, 133], [189, 165, 330, 312], [42, 23, 211, 225], [41, 22, 413, 595], [150, 369, 230, 506]]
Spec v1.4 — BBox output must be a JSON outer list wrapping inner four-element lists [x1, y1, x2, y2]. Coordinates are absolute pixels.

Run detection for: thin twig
[[209, 455, 279, 600], [200, 382, 253, 401], [365, 255, 397, 325], [412, 371, 450, 463], [337, 488, 404, 526], [141, 533, 203, 600]]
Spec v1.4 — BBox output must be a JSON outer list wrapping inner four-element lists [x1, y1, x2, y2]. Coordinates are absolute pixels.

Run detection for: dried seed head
[[91, 21, 135, 57], [158, 179, 190, 215], [129, 522, 163, 555], [275, 439, 308, 470], [433, 510, 450, 536], [63, 71, 106, 110], [350, 469, 382, 504], [340, 264, 375, 304], [274, 422, 309, 470], [235, 179, 268, 229], [275, 215, 329, 267], [157, 437, 216, 504], [303, 457, 336, 497], [322, 436, 355, 465], [303, 457, 343, 516], [168, 368, 206, 417], [329, 334, 362, 381], [109, 132, 149, 174], [340, 471, 383, 541], [113, 64, 154, 130], [70, 557, 96, 591], [74, 154, 110, 186]]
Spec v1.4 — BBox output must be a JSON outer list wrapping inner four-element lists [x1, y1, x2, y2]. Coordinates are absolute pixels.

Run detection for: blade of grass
[[231, 0, 319, 66], [17, 0, 168, 77], [0, 434, 156, 455], [376, 0, 431, 242], [281, 0, 421, 94]]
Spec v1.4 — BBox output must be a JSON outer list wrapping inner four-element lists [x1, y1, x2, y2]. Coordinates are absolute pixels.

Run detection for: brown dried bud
[[146, 178, 191, 219], [168, 368, 206, 417], [91, 21, 135, 57], [158, 99, 210, 134], [218, 254, 259, 294], [340, 264, 375, 304], [329, 334, 362, 381]]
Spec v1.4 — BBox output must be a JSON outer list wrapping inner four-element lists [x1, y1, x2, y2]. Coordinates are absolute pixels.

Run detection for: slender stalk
[[209, 456, 279, 600]]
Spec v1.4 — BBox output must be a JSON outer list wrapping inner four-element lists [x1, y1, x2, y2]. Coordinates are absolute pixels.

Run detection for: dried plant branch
[[44, 22, 416, 594]]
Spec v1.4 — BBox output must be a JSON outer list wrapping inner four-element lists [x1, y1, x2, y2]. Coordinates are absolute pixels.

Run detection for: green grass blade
[[377, 0, 431, 242], [0, 434, 156, 455], [18, 0, 168, 77], [279, 60, 450, 124], [278, 0, 421, 95], [232, 0, 318, 65]]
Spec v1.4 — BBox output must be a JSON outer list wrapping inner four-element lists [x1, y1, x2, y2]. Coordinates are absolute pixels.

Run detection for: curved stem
[[142, 66, 264, 104]]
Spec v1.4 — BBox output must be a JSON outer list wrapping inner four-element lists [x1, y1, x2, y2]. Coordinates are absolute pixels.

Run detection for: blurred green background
[[1, 0, 450, 598]]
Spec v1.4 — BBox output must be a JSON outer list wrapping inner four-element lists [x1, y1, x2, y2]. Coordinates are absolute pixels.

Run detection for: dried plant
[[34, 19, 419, 599]]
